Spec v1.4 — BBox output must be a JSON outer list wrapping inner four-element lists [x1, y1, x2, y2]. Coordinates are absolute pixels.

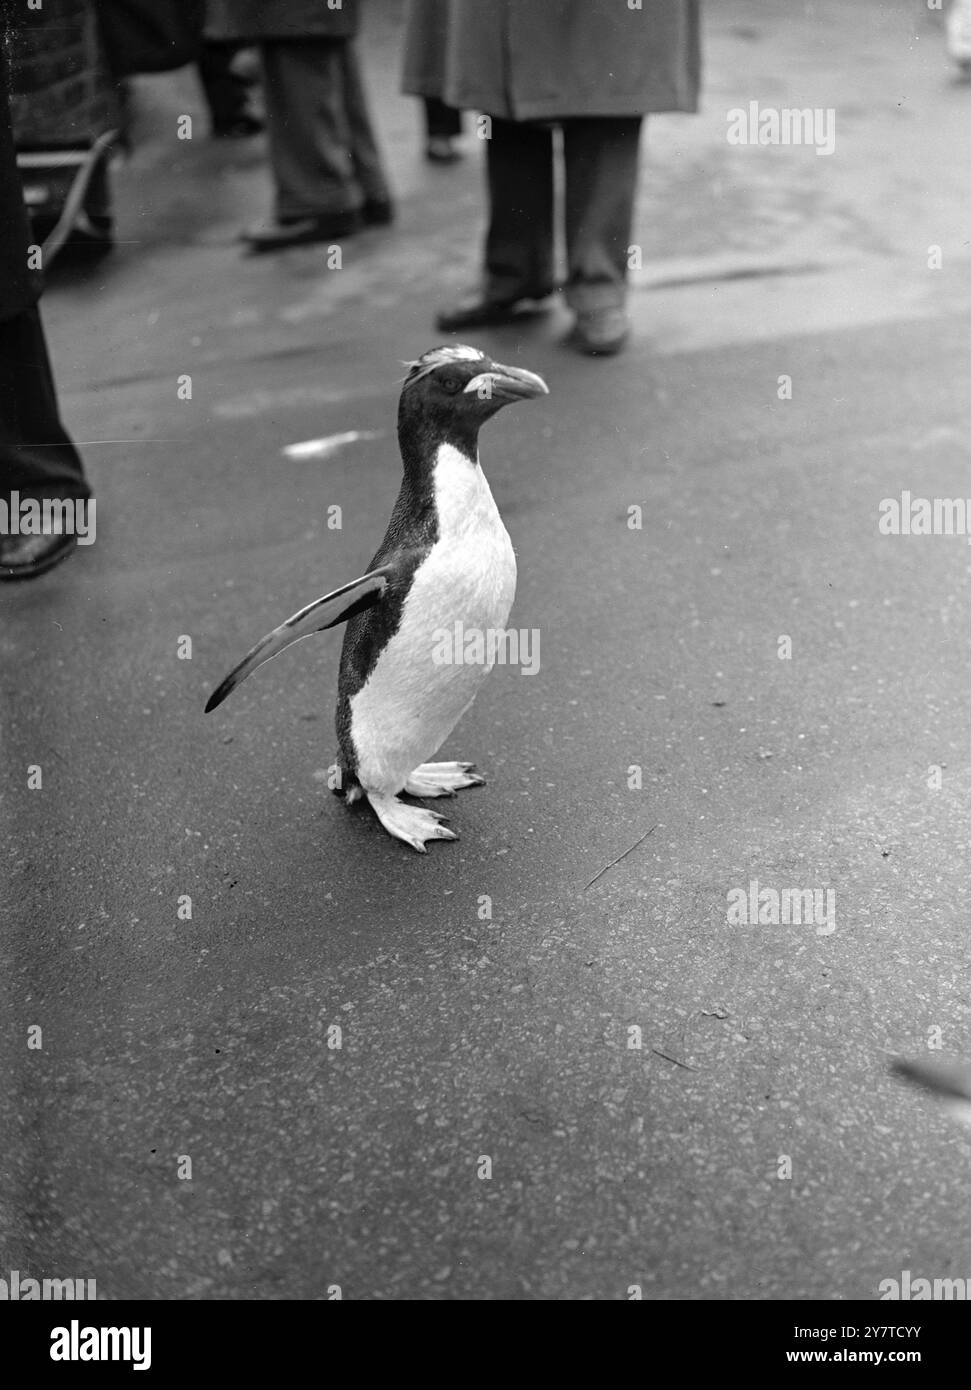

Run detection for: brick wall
[[6, 0, 119, 148]]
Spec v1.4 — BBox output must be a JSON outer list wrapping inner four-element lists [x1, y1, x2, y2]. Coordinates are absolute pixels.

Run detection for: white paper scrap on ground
[[282, 430, 383, 460]]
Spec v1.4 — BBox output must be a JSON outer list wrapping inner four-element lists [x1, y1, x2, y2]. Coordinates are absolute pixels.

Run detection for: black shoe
[[362, 198, 394, 227], [426, 137, 463, 164], [436, 291, 553, 333], [567, 306, 630, 356], [0, 531, 78, 581], [241, 211, 362, 252]]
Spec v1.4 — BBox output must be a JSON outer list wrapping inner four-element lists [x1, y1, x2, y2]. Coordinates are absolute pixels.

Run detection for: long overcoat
[[205, 0, 359, 42], [0, 56, 39, 322], [402, 0, 701, 119]]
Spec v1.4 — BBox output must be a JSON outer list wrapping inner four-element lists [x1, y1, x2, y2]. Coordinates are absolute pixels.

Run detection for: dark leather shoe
[[436, 291, 553, 333], [241, 211, 362, 252], [0, 531, 77, 581]]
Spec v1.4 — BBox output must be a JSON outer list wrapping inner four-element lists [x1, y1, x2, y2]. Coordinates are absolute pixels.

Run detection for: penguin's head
[[398, 344, 548, 463]]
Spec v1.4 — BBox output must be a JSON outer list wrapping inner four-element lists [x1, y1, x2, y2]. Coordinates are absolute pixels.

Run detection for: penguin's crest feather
[[401, 344, 486, 388]]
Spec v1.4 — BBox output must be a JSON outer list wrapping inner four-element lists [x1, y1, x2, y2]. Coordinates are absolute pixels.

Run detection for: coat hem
[[439, 92, 698, 119]]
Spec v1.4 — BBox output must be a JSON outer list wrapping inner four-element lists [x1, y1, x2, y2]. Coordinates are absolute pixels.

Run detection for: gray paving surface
[[2, 0, 970, 1299]]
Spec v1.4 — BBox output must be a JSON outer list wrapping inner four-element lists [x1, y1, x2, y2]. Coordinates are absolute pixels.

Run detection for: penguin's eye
[[439, 375, 462, 394]]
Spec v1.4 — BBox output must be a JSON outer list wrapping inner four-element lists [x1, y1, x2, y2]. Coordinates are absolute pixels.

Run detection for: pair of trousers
[[424, 96, 462, 140], [198, 40, 252, 130], [484, 115, 643, 311], [0, 306, 88, 503], [260, 38, 390, 220]]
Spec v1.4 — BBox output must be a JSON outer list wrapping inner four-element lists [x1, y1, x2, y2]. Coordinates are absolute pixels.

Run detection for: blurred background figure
[[0, 52, 90, 581], [206, 0, 393, 252], [947, 0, 971, 77], [404, 0, 701, 355], [423, 95, 463, 164], [198, 34, 263, 138], [403, 0, 463, 162]]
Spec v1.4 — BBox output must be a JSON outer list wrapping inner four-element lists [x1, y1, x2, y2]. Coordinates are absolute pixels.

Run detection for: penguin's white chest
[[350, 444, 517, 793]]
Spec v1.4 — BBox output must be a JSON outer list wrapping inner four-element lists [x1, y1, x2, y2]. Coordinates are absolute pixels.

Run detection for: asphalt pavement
[[2, 0, 970, 1300]]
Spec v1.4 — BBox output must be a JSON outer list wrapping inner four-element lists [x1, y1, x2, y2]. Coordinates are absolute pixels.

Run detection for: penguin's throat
[[398, 410, 480, 482], [430, 441, 499, 540]]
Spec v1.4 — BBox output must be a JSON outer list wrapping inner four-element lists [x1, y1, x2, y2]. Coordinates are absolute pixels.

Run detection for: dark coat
[[0, 55, 40, 322], [403, 0, 701, 120], [401, 0, 449, 99], [205, 0, 359, 42]]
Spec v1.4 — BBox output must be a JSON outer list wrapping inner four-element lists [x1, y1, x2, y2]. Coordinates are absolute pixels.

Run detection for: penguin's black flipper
[[205, 566, 395, 713], [891, 1057, 971, 1103], [891, 1056, 971, 1128]]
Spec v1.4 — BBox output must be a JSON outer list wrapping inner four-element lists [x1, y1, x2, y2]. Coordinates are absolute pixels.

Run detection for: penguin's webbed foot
[[404, 761, 486, 798], [366, 792, 458, 853]]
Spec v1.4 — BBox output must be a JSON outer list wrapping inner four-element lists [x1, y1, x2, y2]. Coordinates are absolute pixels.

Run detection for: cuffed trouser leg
[[423, 96, 462, 139], [260, 38, 361, 220], [0, 306, 89, 503], [197, 41, 250, 129], [562, 116, 643, 312], [483, 116, 555, 303], [340, 42, 392, 205]]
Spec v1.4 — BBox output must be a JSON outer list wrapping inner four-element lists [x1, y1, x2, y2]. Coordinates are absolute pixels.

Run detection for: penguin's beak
[[465, 363, 549, 403]]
